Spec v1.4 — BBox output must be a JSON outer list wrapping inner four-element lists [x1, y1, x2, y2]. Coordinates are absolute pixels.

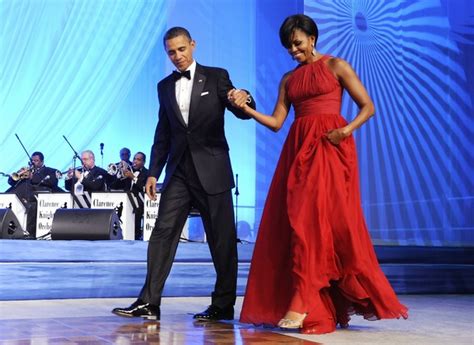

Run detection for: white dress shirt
[[175, 60, 196, 126]]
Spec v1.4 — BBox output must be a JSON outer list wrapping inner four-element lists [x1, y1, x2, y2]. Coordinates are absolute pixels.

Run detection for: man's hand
[[146, 176, 158, 200], [123, 170, 134, 179], [227, 88, 249, 109]]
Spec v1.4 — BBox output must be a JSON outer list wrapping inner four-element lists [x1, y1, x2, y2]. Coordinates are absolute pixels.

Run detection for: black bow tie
[[172, 70, 191, 81]]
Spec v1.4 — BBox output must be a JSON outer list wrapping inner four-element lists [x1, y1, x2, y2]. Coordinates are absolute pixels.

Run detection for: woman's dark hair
[[279, 14, 318, 49], [163, 27, 192, 46]]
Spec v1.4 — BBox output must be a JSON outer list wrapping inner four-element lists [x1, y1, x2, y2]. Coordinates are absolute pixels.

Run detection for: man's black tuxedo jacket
[[65, 166, 107, 192], [6, 166, 63, 201], [8, 166, 59, 191], [149, 63, 255, 195]]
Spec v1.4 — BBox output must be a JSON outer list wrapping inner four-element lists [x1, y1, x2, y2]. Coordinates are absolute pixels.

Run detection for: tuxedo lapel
[[164, 77, 187, 128], [188, 65, 206, 126]]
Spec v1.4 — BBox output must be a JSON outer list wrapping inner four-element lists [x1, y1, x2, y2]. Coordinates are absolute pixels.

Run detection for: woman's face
[[286, 29, 315, 64]]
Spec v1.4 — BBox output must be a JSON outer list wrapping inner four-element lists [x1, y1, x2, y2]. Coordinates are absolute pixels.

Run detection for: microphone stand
[[14, 134, 34, 238], [100, 143, 104, 168], [62, 135, 84, 209], [15, 134, 33, 164]]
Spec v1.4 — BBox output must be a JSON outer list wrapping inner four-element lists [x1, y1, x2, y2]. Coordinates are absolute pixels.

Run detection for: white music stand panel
[[36, 193, 72, 238]]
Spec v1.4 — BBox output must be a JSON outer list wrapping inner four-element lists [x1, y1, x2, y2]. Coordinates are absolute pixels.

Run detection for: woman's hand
[[227, 89, 249, 109], [326, 127, 350, 145]]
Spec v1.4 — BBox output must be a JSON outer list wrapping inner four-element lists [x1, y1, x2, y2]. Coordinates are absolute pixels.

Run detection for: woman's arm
[[228, 73, 292, 132], [327, 58, 375, 144]]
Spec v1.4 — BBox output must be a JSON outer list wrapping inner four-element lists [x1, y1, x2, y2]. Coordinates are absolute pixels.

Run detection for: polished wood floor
[[0, 295, 472, 344], [0, 316, 317, 344]]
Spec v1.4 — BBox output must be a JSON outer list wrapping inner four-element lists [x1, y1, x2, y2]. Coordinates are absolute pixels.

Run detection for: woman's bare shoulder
[[327, 56, 352, 74]]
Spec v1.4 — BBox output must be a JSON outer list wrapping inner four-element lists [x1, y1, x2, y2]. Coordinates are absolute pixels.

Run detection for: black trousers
[[139, 150, 237, 308]]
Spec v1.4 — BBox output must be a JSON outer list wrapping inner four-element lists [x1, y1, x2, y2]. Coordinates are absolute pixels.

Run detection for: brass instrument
[[107, 161, 132, 179], [11, 166, 33, 181], [107, 163, 119, 176], [60, 166, 83, 180]]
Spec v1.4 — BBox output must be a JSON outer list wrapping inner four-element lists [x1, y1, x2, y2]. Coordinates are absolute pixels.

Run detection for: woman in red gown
[[229, 14, 408, 334]]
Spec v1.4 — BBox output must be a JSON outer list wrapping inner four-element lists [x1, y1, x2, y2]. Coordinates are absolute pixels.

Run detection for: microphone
[[100, 143, 104, 156]]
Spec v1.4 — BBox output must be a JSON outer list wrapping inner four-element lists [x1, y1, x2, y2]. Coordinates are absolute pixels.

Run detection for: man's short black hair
[[163, 27, 192, 46], [31, 151, 44, 162], [135, 152, 146, 162]]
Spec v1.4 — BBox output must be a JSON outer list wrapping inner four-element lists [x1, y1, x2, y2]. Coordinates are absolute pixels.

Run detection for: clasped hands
[[227, 89, 250, 109]]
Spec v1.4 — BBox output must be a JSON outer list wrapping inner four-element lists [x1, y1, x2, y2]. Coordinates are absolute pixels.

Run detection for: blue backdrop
[[254, 0, 474, 247], [1, 0, 472, 247]]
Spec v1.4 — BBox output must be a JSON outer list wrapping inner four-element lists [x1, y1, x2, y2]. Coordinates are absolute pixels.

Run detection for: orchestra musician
[[65, 150, 107, 193], [5, 151, 63, 238], [119, 147, 133, 167], [105, 147, 133, 187], [109, 152, 149, 240]]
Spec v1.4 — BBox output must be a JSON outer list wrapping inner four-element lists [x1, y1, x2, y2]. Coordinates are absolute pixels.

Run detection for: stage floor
[[0, 295, 472, 344]]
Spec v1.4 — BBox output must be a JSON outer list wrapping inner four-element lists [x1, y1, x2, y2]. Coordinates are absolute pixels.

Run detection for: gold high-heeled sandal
[[277, 312, 308, 330]]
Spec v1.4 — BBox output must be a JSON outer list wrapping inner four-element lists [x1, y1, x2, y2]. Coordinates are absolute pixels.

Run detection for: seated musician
[[109, 152, 149, 239], [105, 147, 133, 187], [65, 150, 107, 193], [6, 151, 62, 238], [119, 147, 133, 168]]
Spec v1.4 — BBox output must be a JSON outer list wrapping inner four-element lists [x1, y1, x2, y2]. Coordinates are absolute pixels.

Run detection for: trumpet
[[59, 166, 83, 180], [107, 161, 132, 179], [11, 166, 33, 181]]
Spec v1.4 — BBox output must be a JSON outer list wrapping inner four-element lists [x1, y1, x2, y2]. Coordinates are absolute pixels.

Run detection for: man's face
[[165, 35, 195, 72], [31, 155, 43, 169], [120, 149, 130, 162], [81, 153, 94, 170], [133, 154, 145, 170]]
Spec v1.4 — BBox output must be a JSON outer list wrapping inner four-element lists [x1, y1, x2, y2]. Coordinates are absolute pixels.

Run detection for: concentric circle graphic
[[305, 0, 473, 245]]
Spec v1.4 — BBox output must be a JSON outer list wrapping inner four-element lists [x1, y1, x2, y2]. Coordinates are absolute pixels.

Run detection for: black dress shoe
[[112, 300, 160, 320], [193, 305, 234, 321]]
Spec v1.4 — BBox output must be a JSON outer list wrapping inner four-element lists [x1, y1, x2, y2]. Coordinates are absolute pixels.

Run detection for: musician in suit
[[6, 151, 62, 238], [109, 152, 149, 239], [119, 147, 133, 168], [112, 26, 255, 321], [8, 152, 60, 192], [65, 150, 107, 193], [106, 147, 134, 187]]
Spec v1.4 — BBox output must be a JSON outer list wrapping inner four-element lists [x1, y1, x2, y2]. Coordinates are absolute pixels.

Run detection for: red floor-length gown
[[240, 56, 408, 334]]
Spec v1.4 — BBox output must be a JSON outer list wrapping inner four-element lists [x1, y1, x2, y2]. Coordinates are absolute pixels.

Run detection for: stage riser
[[0, 263, 251, 300], [0, 262, 472, 300], [0, 240, 472, 300]]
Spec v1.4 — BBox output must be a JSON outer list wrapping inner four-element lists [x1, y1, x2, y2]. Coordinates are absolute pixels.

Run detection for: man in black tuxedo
[[109, 152, 149, 239], [109, 152, 148, 193], [65, 150, 107, 193], [6, 151, 63, 237], [7, 151, 61, 194], [112, 27, 255, 321]]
